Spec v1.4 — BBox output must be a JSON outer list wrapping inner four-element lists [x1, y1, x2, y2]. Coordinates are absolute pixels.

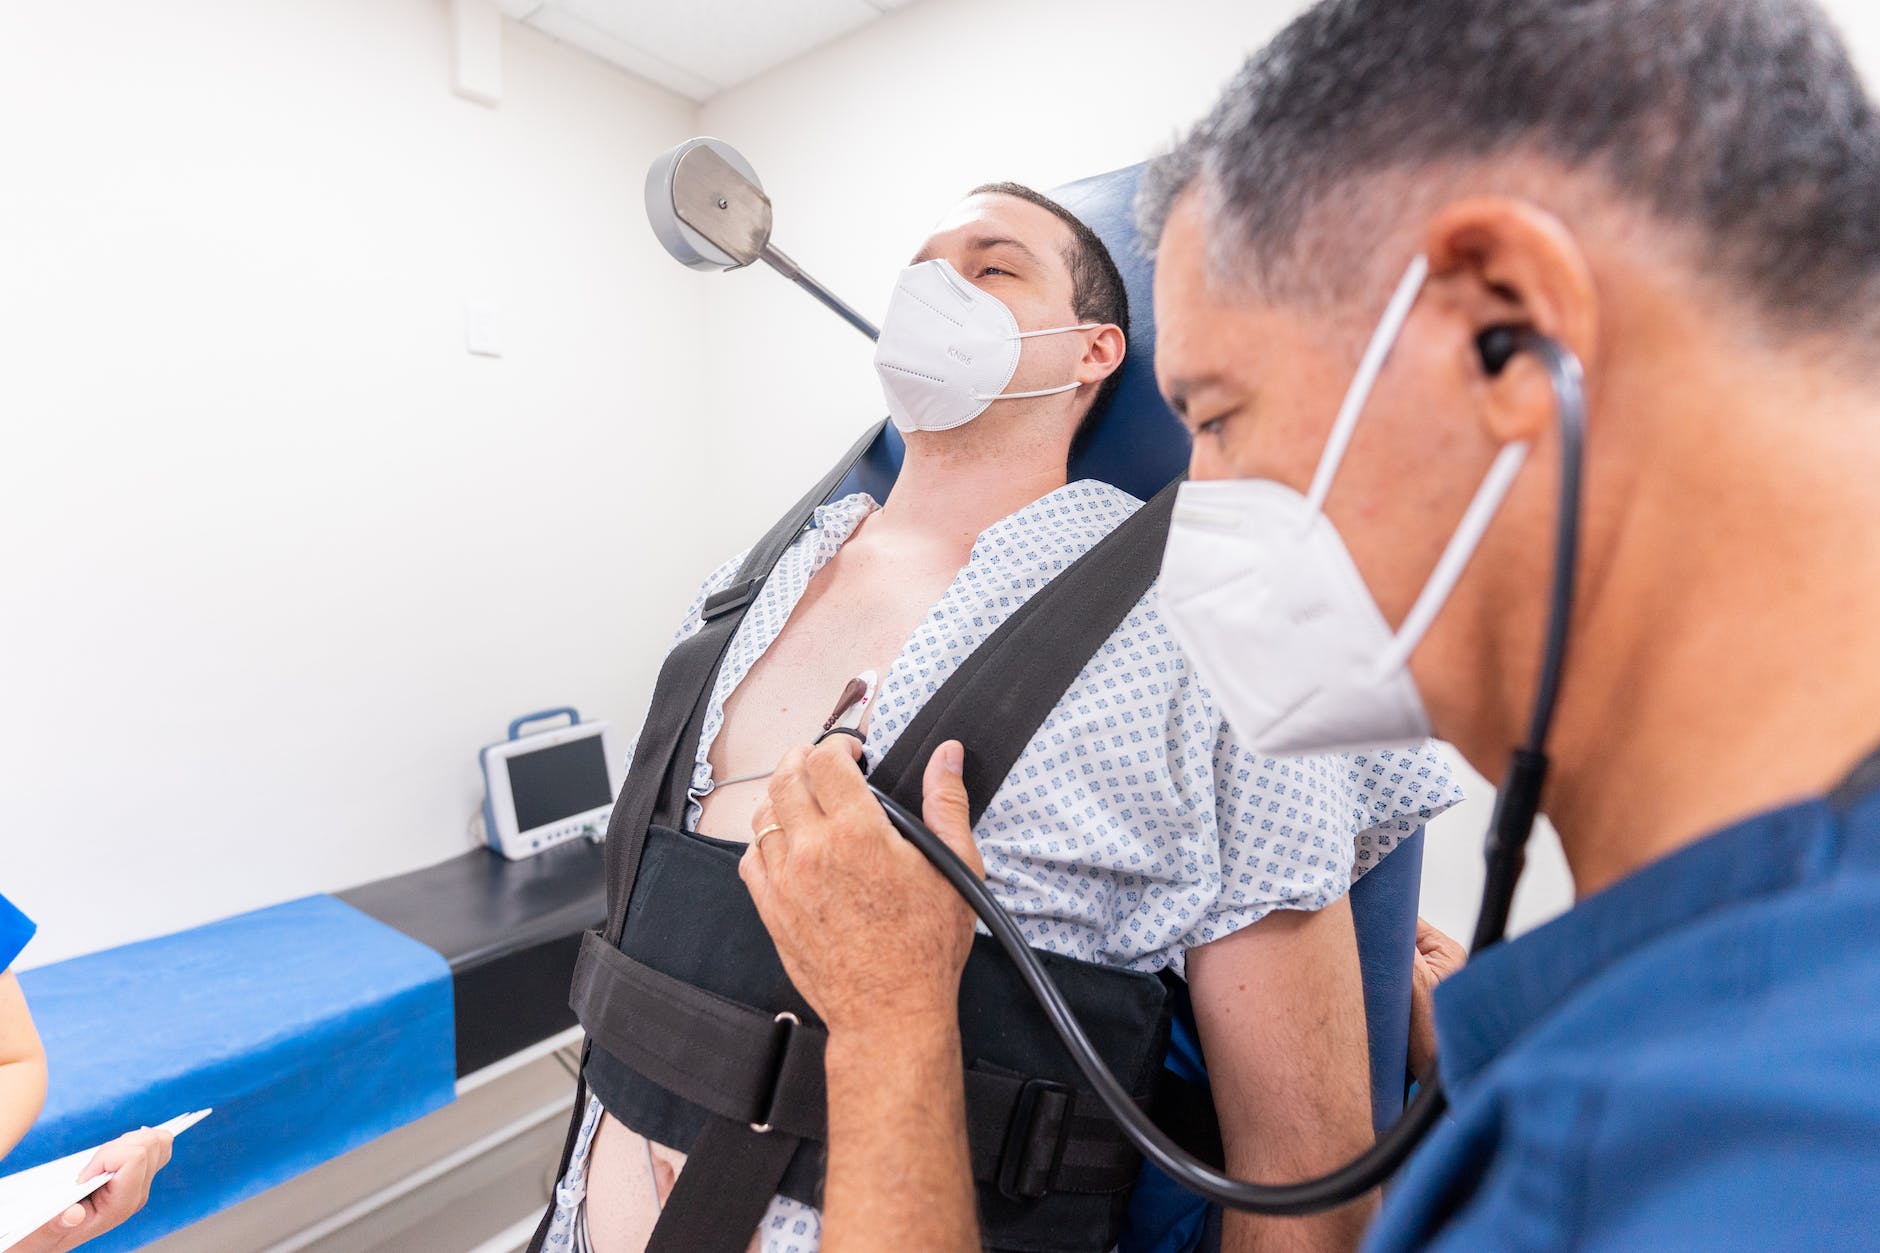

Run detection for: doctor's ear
[[1422, 196, 1599, 443]]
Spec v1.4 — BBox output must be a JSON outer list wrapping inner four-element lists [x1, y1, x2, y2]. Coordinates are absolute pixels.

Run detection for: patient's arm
[[0, 972, 49, 1159], [1187, 897, 1377, 1253], [1408, 916, 1467, 1078]]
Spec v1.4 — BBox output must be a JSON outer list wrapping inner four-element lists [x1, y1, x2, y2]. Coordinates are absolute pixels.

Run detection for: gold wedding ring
[[754, 822, 785, 849]]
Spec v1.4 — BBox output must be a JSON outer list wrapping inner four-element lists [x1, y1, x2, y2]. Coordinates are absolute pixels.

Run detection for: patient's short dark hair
[[971, 181, 1130, 444], [1139, 0, 1880, 343]]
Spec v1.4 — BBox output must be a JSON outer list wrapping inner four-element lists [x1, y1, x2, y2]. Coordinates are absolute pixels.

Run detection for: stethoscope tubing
[[863, 330, 1585, 1213]]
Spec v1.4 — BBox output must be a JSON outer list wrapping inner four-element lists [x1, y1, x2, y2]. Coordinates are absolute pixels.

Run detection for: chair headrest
[[1051, 164, 1191, 500], [835, 162, 1189, 504]]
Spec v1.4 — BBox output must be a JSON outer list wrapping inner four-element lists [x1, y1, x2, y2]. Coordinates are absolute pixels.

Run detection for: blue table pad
[[7, 895, 455, 1251]]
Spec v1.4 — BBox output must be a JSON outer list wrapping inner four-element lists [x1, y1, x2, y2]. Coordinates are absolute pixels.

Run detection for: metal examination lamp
[[645, 137, 879, 341]]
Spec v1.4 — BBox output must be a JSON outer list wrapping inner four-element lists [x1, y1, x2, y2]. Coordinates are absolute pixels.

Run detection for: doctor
[[739, 0, 1880, 1248], [0, 894, 173, 1252]]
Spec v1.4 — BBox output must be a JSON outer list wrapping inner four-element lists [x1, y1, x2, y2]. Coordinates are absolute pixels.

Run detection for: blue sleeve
[[0, 894, 36, 972]]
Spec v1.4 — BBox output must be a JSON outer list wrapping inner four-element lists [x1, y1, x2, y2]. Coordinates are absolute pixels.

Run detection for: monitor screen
[[506, 735, 613, 831]]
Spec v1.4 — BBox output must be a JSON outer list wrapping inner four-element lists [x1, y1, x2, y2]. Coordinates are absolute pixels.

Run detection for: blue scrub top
[[0, 893, 35, 973], [1365, 747, 1880, 1251]]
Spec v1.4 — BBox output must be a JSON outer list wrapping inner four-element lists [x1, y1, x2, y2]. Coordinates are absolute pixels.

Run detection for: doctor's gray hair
[[1139, 0, 1880, 340]]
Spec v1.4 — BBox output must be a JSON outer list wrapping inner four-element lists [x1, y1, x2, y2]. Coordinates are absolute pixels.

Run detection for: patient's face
[[911, 193, 1088, 397]]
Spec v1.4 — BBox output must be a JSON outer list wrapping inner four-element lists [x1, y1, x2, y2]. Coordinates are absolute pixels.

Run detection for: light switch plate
[[465, 302, 503, 357]]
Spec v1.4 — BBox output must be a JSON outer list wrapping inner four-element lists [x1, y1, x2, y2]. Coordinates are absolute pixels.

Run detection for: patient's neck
[[873, 421, 1070, 551]]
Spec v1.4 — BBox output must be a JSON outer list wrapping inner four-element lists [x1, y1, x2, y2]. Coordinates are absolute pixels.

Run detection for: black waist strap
[[574, 932, 827, 1139], [572, 931, 1142, 1198]]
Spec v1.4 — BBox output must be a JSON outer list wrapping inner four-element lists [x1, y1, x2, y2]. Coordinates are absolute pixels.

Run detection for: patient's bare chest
[[694, 528, 962, 839]]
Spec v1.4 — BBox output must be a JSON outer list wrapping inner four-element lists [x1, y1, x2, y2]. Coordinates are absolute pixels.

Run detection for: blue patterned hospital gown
[[545, 481, 1463, 1253]]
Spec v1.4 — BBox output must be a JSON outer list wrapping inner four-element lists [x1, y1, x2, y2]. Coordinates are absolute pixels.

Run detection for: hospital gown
[[546, 481, 1463, 1253]]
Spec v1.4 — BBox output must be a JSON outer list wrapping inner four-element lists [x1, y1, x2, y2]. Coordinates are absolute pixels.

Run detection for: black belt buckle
[[703, 578, 764, 621], [749, 1011, 800, 1134], [997, 1077, 1073, 1201]]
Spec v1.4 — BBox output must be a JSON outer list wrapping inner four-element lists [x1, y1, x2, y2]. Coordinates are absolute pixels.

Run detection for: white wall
[[0, 1, 710, 967]]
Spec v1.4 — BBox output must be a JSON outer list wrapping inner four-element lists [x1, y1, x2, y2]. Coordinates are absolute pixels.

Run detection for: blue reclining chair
[[831, 162, 1429, 1252]]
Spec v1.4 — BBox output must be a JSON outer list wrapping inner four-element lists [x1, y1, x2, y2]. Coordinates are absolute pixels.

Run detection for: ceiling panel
[[498, 0, 917, 102]]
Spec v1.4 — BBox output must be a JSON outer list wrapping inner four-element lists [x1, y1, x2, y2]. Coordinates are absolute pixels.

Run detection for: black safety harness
[[529, 423, 1216, 1253]]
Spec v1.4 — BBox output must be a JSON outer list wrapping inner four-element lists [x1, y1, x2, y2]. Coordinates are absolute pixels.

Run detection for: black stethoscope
[[868, 326, 1585, 1212]]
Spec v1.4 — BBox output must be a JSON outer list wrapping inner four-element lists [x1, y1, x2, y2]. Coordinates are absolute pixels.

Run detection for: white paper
[[0, 1109, 210, 1250]]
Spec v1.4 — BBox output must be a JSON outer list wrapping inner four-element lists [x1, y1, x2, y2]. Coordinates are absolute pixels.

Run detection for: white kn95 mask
[[1159, 254, 1533, 756], [873, 258, 1097, 434]]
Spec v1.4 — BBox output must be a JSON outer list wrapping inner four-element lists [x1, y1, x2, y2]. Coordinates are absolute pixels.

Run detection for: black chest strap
[[526, 423, 884, 1253], [868, 478, 1180, 824], [565, 455, 1185, 1253], [599, 419, 888, 946]]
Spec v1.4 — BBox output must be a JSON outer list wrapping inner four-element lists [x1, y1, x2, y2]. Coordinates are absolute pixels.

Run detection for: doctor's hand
[[1408, 917, 1468, 1079], [12, 1127, 173, 1252], [740, 738, 983, 1036]]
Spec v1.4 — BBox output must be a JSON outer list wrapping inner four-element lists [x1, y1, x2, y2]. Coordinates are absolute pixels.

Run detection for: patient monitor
[[479, 707, 623, 860]]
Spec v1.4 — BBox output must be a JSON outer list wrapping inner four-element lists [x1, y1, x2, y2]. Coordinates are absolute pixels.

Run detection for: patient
[[544, 184, 1461, 1253], [0, 893, 173, 1253]]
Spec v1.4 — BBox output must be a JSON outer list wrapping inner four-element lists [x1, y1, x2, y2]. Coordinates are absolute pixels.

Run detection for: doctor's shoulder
[[1437, 876, 1880, 1248]]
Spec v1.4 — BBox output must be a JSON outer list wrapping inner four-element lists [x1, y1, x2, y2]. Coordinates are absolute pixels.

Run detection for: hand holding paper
[[0, 1110, 206, 1252]]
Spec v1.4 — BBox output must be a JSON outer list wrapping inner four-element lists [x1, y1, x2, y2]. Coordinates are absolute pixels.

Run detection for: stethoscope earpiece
[[1476, 324, 1526, 376]]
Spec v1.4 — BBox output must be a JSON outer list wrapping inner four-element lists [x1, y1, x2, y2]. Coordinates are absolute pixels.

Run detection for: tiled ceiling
[[493, 0, 920, 102]]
